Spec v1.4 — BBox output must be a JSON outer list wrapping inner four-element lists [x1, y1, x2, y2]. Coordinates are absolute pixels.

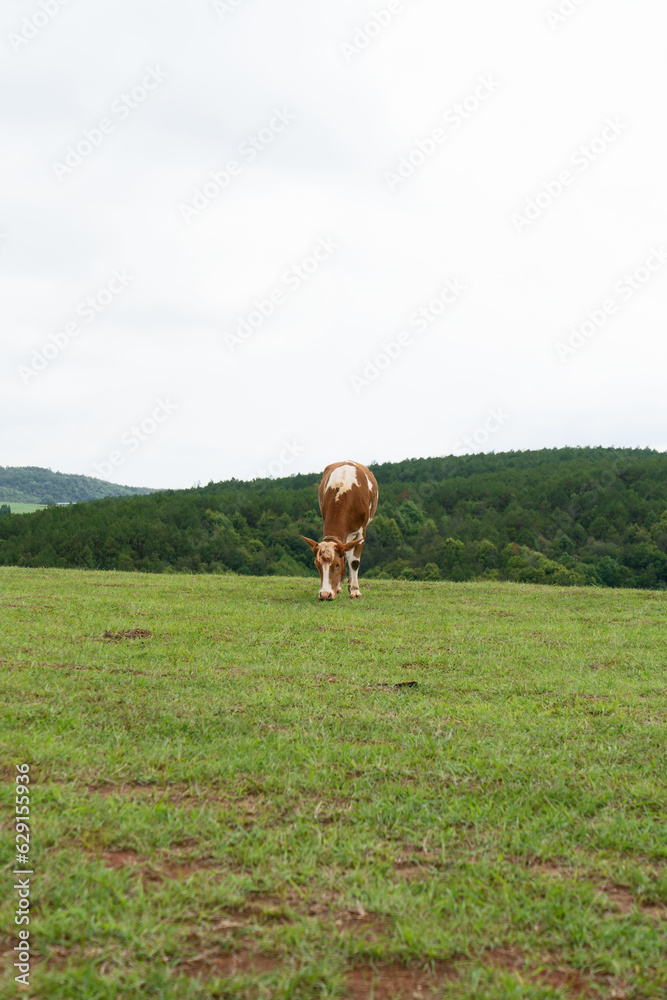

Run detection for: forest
[[1, 447, 667, 589]]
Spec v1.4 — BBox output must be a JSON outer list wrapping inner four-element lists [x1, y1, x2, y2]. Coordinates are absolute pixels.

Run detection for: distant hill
[[0, 466, 158, 505], [2, 447, 667, 589]]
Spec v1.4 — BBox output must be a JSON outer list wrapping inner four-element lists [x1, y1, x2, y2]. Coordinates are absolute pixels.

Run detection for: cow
[[302, 460, 379, 600]]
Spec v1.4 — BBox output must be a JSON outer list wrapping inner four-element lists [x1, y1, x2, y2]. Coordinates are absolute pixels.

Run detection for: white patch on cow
[[347, 553, 361, 595], [325, 463, 358, 499], [346, 530, 363, 543], [366, 475, 374, 492], [320, 559, 332, 597]]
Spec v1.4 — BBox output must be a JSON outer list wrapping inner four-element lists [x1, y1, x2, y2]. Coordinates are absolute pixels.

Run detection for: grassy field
[[1, 567, 666, 999], [2, 504, 47, 515]]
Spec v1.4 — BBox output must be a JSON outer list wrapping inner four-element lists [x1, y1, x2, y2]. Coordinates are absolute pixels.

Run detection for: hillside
[[1, 446, 667, 588], [0, 465, 158, 504]]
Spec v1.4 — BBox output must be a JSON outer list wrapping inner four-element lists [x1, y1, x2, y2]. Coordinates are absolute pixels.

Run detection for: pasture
[[1, 566, 666, 999]]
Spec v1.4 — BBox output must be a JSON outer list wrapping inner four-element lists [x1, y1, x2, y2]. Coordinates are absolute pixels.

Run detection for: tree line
[[1, 447, 667, 589]]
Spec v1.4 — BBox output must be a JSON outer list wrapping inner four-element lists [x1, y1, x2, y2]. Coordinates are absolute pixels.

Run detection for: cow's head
[[301, 537, 357, 600]]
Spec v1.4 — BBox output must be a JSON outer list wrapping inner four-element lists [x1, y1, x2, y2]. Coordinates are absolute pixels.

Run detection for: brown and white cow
[[302, 460, 379, 600]]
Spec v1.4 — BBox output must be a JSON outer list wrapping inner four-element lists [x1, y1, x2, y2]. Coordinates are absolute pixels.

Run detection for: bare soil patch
[[513, 856, 575, 877], [85, 781, 244, 808], [393, 859, 432, 881], [599, 883, 666, 920], [98, 847, 224, 883], [346, 959, 457, 999], [333, 903, 390, 938], [486, 947, 596, 997], [177, 943, 281, 979], [101, 848, 144, 869], [512, 858, 666, 921], [3, 602, 53, 609], [102, 628, 152, 642], [218, 895, 294, 925]]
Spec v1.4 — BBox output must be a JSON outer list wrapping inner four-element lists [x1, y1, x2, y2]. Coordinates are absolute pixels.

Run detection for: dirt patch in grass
[[88, 781, 166, 796], [3, 602, 53, 609], [84, 780, 304, 823], [192, 890, 388, 938], [99, 847, 224, 883], [346, 959, 457, 999], [86, 781, 239, 807], [101, 848, 144, 869], [215, 895, 295, 926], [335, 910, 390, 937], [47, 662, 105, 672], [41, 944, 110, 971], [599, 883, 666, 920], [533, 633, 563, 647], [88, 781, 209, 802], [393, 859, 433, 881], [35, 661, 153, 675], [101, 628, 152, 642], [514, 856, 575, 877], [177, 943, 281, 979], [512, 858, 666, 921], [159, 858, 219, 881], [486, 947, 597, 998]]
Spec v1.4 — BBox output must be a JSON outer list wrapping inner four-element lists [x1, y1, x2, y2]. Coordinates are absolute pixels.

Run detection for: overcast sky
[[2, 0, 665, 489]]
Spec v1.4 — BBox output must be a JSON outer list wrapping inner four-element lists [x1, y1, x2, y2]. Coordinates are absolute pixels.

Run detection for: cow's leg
[[346, 539, 364, 598]]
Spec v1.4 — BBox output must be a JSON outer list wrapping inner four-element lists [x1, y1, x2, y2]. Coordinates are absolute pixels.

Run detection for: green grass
[[1, 567, 666, 999], [2, 503, 48, 514]]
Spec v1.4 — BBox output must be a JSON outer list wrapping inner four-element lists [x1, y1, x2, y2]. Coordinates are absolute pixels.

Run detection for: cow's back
[[319, 461, 378, 536]]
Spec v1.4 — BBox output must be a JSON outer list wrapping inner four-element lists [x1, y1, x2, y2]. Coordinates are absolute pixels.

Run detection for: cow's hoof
[[349, 590, 361, 599]]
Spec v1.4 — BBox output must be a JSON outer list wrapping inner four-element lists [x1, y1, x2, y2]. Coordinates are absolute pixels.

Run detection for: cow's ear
[[335, 543, 346, 557], [301, 536, 319, 553], [343, 538, 359, 551]]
